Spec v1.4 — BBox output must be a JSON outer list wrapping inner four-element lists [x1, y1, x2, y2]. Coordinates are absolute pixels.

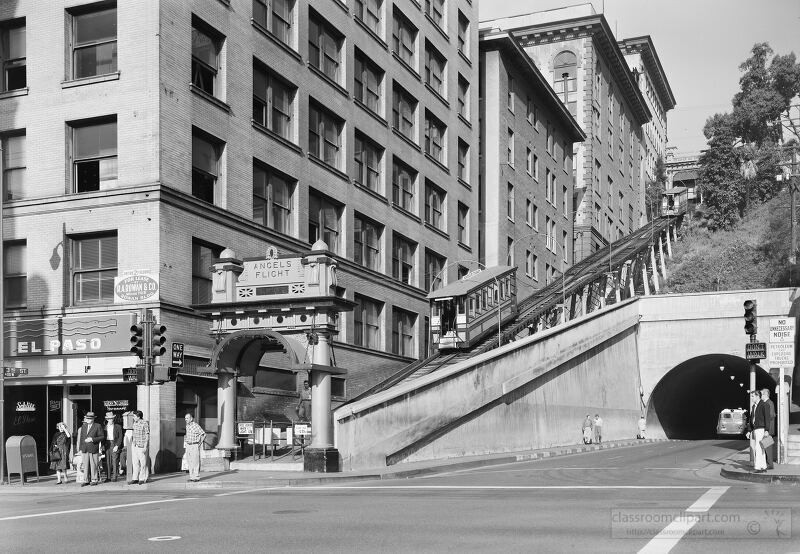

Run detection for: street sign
[[3, 367, 29, 377], [769, 318, 796, 343], [745, 342, 767, 360], [171, 342, 185, 368], [768, 343, 795, 367], [237, 421, 254, 435], [295, 424, 311, 436], [122, 365, 145, 383]]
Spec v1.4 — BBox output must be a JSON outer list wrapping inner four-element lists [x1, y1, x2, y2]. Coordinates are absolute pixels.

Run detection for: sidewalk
[[0, 438, 667, 494], [720, 451, 800, 484]]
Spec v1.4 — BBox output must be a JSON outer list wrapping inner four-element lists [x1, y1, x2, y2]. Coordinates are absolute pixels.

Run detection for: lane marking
[[644, 468, 699, 471], [149, 536, 181, 542], [607, 455, 624, 460], [215, 487, 287, 497], [638, 486, 729, 554], [0, 498, 195, 522]]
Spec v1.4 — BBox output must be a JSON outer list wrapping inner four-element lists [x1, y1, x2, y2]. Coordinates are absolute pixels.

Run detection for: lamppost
[[429, 259, 503, 348]]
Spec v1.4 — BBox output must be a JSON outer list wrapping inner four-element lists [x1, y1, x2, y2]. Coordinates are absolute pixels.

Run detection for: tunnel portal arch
[[646, 353, 776, 440]]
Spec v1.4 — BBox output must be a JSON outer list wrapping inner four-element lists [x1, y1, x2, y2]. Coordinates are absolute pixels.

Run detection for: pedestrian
[[761, 388, 776, 470], [77, 412, 104, 487], [295, 380, 311, 422], [582, 414, 593, 444], [637, 415, 646, 439], [184, 413, 206, 482], [594, 414, 603, 444], [49, 422, 72, 485], [747, 391, 768, 473], [129, 410, 150, 485], [103, 412, 124, 482], [746, 391, 760, 466]]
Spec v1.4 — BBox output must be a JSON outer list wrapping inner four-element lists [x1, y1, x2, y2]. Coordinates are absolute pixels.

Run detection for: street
[[1, 440, 796, 553]]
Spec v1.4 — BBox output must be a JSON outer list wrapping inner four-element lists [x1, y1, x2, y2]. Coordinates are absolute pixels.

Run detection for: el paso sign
[[3, 314, 135, 356]]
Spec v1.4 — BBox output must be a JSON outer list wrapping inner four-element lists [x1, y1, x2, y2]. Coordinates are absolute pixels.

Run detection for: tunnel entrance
[[647, 354, 776, 440]]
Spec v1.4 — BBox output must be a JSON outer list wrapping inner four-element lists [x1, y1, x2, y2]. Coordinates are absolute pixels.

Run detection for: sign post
[[768, 317, 795, 464]]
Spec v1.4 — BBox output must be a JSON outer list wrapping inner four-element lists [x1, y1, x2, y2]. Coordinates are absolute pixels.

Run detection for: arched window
[[553, 51, 577, 115]]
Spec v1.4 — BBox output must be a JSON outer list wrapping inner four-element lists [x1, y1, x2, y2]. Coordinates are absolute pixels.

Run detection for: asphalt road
[[1, 440, 797, 553]]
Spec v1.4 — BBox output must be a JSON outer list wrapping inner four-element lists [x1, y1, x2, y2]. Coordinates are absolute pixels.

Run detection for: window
[[253, 0, 294, 45], [425, 180, 446, 230], [545, 169, 552, 203], [192, 240, 222, 304], [424, 111, 446, 163], [191, 20, 221, 96], [354, 214, 382, 271], [253, 161, 294, 234], [425, 0, 444, 28], [546, 122, 553, 155], [507, 128, 514, 165], [392, 233, 416, 285], [253, 61, 295, 140], [1, 133, 25, 200], [354, 50, 382, 114], [628, 204, 634, 230], [392, 158, 416, 212], [1, 20, 25, 91], [507, 74, 514, 112], [72, 118, 117, 193], [392, 9, 416, 67], [552, 51, 577, 115], [594, 61, 602, 100], [392, 83, 417, 140], [71, 6, 117, 79], [354, 295, 382, 349], [308, 191, 342, 253], [607, 176, 614, 200], [593, 106, 601, 139], [525, 250, 533, 278], [507, 183, 514, 220], [457, 202, 469, 245], [506, 237, 514, 266], [192, 129, 222, 204], [563, 185, 569, 215], [354, 132, 383, 193], [3, 241, 26, 308], [392, 307, 416, 356], [563, 230, 569, 262], [526, 97, 533, 124], [526, 199, 533, 226], [308, 101, 343, 168], [563, 141, 569, 171], [457, 11, 469, 57], [354, 0, 382, 35], [594, 159, 601, 193], [71, 234, 117, 305], [425, 249, 446, 292], [526, 147, 532, 174], [309, 11, 343, 83], [457, 139, 469, 182], [549, 172, 556, 205], [533, 154, 539, 180], [457, 74, 469, 119], [424, 42, 446, 95], [618, 191, 624, 215]]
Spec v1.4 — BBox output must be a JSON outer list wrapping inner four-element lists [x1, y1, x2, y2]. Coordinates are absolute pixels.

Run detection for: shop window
[[70, 233, 117, 305]]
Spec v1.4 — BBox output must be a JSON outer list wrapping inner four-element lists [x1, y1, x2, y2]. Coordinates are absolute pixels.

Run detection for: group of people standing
[[747, 388, 776, 473], [48, 410, 151, 486], [581, 414, 603, 444]]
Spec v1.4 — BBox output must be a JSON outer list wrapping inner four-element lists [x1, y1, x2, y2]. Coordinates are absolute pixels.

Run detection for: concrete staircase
[[786, 434, 800, 464]]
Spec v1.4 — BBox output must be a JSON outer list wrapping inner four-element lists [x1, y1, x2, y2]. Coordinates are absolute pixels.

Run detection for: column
[[216, 371, 237, 450], [650, 246, 660, 293], [665, 226, 673, 257], [642, 256, 651, 296], [310, 333, 333, 449], [658, 236, 667, 280]]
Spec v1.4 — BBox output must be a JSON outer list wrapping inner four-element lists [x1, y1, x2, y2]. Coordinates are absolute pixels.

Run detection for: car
[[716, 408, 747, 437]]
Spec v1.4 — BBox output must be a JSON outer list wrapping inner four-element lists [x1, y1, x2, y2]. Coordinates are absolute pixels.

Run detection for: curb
[[0, 438, 670, 493], [720, 466, 800, 485]]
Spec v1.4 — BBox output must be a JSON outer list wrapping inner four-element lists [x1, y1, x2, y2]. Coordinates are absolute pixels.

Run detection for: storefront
[[3, 312, 139, 471]]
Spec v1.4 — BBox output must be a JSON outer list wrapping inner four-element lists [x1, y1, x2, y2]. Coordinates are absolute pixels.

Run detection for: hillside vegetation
[[663, 192, 797, 293]]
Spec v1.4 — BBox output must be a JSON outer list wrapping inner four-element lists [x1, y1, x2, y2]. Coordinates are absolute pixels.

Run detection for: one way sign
[[171, 342, 185, 368]]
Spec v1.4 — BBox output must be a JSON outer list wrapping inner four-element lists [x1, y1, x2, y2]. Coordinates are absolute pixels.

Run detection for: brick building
[[0, 0, 478, 471], [478, 30, 585, 300], [481, 4, 652, 263]]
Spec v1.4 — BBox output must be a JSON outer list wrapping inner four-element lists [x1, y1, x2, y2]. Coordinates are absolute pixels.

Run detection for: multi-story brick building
[[481, 4, 652, 263], [0, 0, 478, 471], [478, 30, 585, 300], [619, 36, 676, 188]]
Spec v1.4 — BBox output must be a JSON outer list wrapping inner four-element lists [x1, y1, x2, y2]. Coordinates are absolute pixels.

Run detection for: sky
[[480, 0, 800, 155]]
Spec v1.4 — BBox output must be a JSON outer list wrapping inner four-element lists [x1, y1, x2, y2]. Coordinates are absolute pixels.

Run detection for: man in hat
[[77, 412, 104, 486], [103, 412, 124, 482]]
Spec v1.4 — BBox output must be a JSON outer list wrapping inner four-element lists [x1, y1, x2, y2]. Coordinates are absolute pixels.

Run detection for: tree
[[645, 155, 667, 220], [698, 43, 800, 229]]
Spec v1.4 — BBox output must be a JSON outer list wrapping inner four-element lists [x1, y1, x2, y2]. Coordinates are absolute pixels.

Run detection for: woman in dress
[[50, 422, 71, 484]]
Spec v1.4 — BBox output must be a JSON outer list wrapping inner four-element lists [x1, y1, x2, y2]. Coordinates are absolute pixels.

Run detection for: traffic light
[[130, 323, 145, 358], [151, 324, 167, 357], [743, 299, 758, 335], [168, 366, 179, 381]]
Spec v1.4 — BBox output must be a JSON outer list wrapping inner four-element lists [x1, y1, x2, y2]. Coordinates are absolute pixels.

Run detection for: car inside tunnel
[[647, 354, 776, 440]]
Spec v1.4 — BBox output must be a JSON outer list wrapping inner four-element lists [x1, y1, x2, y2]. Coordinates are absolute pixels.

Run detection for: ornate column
[[216, 370, 237, 450], [650, 246, 660, 293]]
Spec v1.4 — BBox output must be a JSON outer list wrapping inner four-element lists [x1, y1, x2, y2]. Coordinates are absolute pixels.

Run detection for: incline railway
[[350, 214, 682, 400]]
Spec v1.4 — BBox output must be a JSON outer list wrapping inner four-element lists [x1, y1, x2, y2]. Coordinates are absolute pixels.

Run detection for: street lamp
[[429, 259, 503, 348]]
